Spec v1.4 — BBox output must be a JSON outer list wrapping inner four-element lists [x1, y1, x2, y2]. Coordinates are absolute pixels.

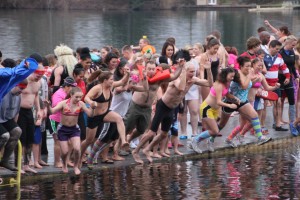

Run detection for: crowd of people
[[0, 20, 300, 175]]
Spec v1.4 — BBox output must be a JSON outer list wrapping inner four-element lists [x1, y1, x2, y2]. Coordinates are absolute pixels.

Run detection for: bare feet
[[67, 162, 74, 167], [23, 165, 37, 174], [39, 160, 49, 166], [152, 153, 162, 158], [160, 152, 170, 157], [142, 148, 153, 163], [174, 149, 183, 155], [121, 142, 130, 150], [132, 150, 144, 164], [54, 162, 63, 168], [165, 149, 171, 155], [62, 166, 68, 173], [34, 163, 43, 169], [112, 155, 125, 161], [74, 167, 81, 175]]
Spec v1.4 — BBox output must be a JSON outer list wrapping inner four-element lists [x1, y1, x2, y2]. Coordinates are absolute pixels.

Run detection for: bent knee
[[0, 132, 10, 142]]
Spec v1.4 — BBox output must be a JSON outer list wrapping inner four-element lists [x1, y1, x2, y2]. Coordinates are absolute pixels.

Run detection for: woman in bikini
[[46, 87, 95, 175], [225, 58, 280, 147], [218, 56, 271, 148], [190, 67, 237, 153], [199, 36, 221, 100], [80, 69, 129, 166]]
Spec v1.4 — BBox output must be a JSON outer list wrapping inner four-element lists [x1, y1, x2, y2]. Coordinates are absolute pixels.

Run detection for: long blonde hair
[[54, 44, 77, 78]]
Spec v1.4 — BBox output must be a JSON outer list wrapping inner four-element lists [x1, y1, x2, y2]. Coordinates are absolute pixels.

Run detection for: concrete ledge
[[1, 134, 299, 186]]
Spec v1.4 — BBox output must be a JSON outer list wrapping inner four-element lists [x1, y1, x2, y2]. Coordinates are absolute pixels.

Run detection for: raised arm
[[173, 67, 186, 91], [113, 71, 130, 88]]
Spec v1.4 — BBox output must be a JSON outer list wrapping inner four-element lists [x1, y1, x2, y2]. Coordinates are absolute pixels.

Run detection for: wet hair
[[76, 47, 82, 54], [104, 52, 118, 65], [30, 53, 43, 63], [70, 87, 82, 95], [0, 50, 2, 58], [225, 46, 238, 56], [161, 41, 175, 58], [166, 37, 176, 45], [257, 27, 267, 33], [279, 26, 291, 36], [237, 56, 251, 68], [217, 67, 235, 84], [206, 36, 220, 49], [246, 37, 261, 50], [1, 58, 17, 68], [114, 58, 128, 81], [88, 69, 113, 84], [269, 40, 282, 48], [172, 49, 191, 64], [73, 63, 84, 76]]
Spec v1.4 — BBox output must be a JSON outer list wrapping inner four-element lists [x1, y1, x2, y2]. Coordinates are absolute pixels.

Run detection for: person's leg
[[33, 127, 43, 169], [187, 99, 200, 136], [88, 139, 109, 166], [179, 101, 188, 137], [59, 140, 69, 173], [80, 127, 98, 164], [70, 136, 81, 175], [143, 130, 168, 163], [104, 111, 129, 149], [0, 126, 21, 171]]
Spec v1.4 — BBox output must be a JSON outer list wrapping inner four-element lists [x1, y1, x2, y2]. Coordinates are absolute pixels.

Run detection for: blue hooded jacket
[[0, 58, 38, 104]]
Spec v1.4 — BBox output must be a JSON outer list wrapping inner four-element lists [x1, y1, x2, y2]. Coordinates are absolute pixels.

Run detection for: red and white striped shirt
[[264, 53, 290, 86]]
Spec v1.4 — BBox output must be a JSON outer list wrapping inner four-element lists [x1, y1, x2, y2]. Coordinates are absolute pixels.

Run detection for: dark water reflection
[[1, 145, 300, 199], [0, 9, 300, 59]]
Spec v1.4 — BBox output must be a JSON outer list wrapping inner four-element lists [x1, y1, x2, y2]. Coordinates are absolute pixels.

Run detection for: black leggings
[[282, 87, 295, 105], [150, 99, 174, 133]]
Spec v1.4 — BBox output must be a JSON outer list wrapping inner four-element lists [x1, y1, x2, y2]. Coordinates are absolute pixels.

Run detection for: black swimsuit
[[87, 88, 113, 131]]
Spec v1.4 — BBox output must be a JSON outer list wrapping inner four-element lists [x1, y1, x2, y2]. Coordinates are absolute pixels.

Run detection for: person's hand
[[264, 20, 271, 27], [203, 59, 212, 70], [91, 101, 97, 109], [177, 58, 186, 67], [295, 78, 299, 84], [43, 99, 50, 107], [284, 78, 290, 85], [275, 83, 281, 89], [229, 104, 237, 109]]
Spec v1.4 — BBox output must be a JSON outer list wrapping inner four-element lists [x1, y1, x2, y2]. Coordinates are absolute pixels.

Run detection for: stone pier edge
[[0, 135, 300, 185]]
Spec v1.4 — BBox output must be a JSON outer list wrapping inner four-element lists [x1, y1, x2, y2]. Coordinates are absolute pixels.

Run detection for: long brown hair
[[87, 69, 112, 84]]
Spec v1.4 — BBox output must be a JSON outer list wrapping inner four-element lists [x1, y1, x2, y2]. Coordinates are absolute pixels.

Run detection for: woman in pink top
[[49, 77, 77, 168]]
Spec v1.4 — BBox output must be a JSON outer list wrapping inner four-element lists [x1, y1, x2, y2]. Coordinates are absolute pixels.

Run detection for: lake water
[[1, 144, 300, 199], [0, 9, 299, 59]]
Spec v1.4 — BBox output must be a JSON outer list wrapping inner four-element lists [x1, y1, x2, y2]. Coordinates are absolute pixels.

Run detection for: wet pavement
[[0, 103, 299, 182]]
